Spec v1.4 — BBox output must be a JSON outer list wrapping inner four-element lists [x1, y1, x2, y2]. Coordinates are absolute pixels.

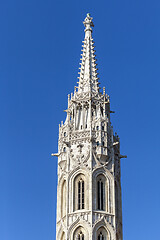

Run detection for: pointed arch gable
[[92, 166, 114, 181], [68, 166, 90, 181], [93, 218, 116, 240], [67, 219, 90, 240]]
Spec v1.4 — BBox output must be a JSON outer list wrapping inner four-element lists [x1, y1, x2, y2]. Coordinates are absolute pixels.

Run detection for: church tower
[[54, 14, 125, 240]]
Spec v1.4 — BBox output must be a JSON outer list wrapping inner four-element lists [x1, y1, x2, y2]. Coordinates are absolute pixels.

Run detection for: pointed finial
[[83, 13, 94, 34]]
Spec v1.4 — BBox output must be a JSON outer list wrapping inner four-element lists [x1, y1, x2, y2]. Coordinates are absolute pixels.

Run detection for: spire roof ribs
[[77, 14, 100, 94]]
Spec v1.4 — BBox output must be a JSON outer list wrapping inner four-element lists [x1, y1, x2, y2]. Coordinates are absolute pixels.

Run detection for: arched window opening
[[63, 147, 66, 152], [78, 179, 84, 210], [78, 231, 84, 240], [74, 174, 87, 211], [98, 232, 104, 240], [97, 227, 107, 240], [94, 174, 108, 212], [73, 227, 86, 240], [97, 179, 104, 210]]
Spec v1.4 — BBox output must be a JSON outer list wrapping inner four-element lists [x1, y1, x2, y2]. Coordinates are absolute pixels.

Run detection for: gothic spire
[[77, 14, 100, 94]]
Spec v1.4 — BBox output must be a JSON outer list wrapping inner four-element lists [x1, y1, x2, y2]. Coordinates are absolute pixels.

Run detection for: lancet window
[[73, 227, 85, 240], [78, 179, 84, 210], [74, 174, 86, 211], [77, 231, 84, 240], [98, 232, 104, 240], [97, 227, 107, 240], [96, 174, 108, 211], [97, 179, 104, 210]]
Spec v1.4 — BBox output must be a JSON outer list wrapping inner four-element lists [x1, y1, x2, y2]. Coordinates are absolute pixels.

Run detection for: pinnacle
[[76, 15, 100, 94]]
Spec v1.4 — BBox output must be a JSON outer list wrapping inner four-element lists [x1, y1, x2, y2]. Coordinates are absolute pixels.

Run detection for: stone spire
[[54, 14, 124, 240], [77, 14, 100, 93]]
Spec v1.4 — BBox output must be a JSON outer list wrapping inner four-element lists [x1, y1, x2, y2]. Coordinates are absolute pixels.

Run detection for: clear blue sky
[[1, 0, 160, 239]]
